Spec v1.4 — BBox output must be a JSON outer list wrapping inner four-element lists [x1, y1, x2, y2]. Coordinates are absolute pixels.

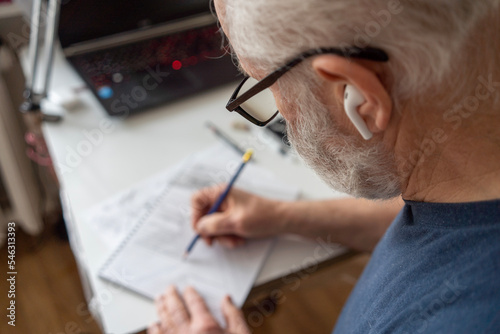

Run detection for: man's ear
[[312, 55, 392, 133]]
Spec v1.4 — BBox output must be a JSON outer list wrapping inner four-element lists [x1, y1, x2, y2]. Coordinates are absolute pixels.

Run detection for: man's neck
[[396, 106, 500, 203]]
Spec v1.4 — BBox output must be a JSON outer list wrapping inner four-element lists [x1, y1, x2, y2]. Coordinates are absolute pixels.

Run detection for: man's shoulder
[[333, 200, 500, 334]]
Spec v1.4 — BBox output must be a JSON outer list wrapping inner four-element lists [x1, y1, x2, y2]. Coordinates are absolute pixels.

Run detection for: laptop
[[58, 0, 241, 116]]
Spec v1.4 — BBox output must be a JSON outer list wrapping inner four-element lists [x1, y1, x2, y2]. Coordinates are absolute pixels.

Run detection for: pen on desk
[[205, 121, 246, 155], [183, 148, 254, 259]]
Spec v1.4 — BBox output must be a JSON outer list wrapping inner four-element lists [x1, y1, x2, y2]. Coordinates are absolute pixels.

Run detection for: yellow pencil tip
[[242, 149, 254, 162]]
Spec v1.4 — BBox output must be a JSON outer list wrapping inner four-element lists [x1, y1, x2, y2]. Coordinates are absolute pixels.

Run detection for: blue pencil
[[183, 148, 254, 259]]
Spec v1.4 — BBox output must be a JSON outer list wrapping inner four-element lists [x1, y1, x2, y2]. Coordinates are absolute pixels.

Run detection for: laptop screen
[[58, 0, 211, 48]]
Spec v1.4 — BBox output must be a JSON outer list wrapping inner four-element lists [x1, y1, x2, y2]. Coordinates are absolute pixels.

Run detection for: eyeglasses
[[225, 47, 389, 127]]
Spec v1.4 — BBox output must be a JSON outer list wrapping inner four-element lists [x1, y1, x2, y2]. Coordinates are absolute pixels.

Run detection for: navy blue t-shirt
[[333, 200, 500, 334]]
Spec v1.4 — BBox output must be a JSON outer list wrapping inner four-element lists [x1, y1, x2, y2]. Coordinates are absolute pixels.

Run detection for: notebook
[[98, 145, 300, 323]]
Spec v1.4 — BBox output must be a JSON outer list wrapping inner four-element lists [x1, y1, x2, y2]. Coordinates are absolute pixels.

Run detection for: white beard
[[285, 89, 401, 200]]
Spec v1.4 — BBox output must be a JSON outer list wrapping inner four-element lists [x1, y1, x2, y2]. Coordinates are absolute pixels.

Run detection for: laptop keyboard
[[72, 24, 228, 89], [67, 23, 241, 116]]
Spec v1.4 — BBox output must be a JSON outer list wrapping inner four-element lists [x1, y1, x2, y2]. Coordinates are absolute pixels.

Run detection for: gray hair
[[223, 0, 500, 106]]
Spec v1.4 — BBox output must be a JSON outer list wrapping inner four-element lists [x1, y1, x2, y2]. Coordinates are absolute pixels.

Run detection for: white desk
[[29, 48, 346, 333]]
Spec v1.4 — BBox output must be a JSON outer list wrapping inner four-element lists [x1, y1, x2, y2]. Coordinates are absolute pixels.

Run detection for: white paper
[[97, 144, 300, 324], [85, 167, 180, 249]]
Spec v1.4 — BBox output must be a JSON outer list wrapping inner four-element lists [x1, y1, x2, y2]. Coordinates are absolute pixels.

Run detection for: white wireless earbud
[[343, 85, 373, 140]]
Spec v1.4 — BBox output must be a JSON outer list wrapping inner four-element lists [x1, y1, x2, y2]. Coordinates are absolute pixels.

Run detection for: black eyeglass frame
[[226, 47, 389, 126]]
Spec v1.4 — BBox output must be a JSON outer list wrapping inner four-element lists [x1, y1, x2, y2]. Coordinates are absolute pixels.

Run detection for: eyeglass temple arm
[[226, 47, 388, 111]]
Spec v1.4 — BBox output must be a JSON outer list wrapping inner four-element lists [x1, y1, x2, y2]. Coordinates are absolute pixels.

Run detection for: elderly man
[[149, 0, 500, 333]]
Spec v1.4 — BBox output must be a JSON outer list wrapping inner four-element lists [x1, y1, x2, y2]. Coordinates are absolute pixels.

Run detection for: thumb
[[196, 213, 238, 236], [222, 295, 250, 334]]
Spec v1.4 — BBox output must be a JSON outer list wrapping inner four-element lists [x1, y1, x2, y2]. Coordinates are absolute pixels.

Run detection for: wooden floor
[[0, 225, 101, 334], [0, 225, 369, 334]]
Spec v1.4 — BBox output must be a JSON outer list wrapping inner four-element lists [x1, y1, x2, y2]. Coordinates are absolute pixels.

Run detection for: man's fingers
[[203, 236, 214, 246], [191, 184, 227, 229], [184, 287, 221, 331], [196, 212, 238, 236], [155, 295, 173, 332], [147, 322, 161, 334], [216, 235, 246, 248], [222, 295, 250, 334], [165, 285, 190, 326], [191, 191, 211, 229], [184, 286, 213, 318]]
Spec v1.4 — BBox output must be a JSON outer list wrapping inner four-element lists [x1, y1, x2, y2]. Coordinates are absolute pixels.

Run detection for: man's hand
[[148, 286, 250, 334], [191, 184, 285, 248]]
